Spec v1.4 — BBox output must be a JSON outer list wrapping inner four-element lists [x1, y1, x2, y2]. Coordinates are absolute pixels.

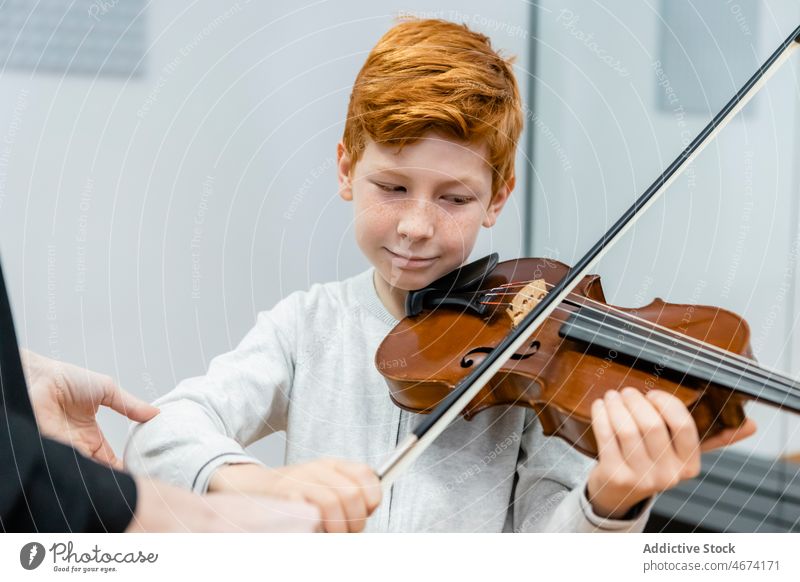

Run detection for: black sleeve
[[0, 258, 138, 532], [0, 410, 138, 532]]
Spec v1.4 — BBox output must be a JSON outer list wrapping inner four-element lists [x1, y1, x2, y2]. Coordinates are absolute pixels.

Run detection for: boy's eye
[[373, 181, 405, 193], [445, 195, 472, 205]]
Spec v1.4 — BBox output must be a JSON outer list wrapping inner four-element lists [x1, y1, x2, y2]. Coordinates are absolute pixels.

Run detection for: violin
[[374, 25, 800, 485], [376, 253, 800, 458]]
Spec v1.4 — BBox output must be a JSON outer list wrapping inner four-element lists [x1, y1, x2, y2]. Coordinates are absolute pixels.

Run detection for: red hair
[[343, 18, 523, 197]]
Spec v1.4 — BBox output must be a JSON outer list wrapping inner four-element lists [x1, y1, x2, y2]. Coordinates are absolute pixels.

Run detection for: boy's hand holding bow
[[209, 458, 382, 533]]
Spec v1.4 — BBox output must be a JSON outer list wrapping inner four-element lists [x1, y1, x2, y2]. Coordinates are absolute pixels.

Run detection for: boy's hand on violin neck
[[208, 458, 382, 533], [586, 388, 757, 519], [586, 388, 705, 520]]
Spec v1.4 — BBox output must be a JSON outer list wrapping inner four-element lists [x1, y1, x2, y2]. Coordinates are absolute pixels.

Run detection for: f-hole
[[460, 340, 541, 369]]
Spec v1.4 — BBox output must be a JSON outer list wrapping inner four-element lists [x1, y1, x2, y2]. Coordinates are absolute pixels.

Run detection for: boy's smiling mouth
[[384, 247, 439, 270]]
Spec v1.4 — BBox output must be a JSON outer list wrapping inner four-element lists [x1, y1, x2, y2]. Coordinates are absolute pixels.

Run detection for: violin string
[[488, 274, 797, 386], [527, 301, 800, 400], [476, 282, 800, 401], [482, 278, 800, 384], [557, 316, 800, 409], [484, 287, 800, 397], [481, 293, 800, 404]]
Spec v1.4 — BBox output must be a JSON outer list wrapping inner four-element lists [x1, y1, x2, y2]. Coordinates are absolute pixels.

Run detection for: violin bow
[[377, 25, 800, 487]]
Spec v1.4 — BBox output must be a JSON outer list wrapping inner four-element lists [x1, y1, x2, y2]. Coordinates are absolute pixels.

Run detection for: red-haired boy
[[125, 19, 754, 533]]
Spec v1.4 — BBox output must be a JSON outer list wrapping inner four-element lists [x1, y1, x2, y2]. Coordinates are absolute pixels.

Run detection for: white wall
[[532, 0, 800, 458], [0, 1, 531, 467]]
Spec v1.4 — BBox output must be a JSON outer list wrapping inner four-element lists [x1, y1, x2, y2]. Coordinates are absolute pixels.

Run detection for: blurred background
[[0, 1, 798, 529]]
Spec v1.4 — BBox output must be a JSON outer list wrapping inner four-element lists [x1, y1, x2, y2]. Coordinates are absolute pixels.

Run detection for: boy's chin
[[378, 267, 441, 292], [378, 264, 460, 292]]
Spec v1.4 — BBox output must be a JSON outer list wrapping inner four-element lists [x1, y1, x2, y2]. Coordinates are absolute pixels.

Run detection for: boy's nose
[[396, 200, 435, 241]]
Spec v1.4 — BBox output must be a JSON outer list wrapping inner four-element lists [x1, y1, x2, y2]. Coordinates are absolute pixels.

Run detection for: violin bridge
[[507, 279, 547, 328]]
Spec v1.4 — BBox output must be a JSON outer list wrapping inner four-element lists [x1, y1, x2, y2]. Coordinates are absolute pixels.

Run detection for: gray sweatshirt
[[124, 268, 652, 532]]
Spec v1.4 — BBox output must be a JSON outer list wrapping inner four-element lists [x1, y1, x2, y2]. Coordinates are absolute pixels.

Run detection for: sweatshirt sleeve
[[511, 409, 652, 533], [1, 410, 137, 532], [123, 294, 299, 494]]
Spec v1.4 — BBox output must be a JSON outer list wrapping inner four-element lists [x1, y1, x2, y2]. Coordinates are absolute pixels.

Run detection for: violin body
[[376, 257, 750, 457]]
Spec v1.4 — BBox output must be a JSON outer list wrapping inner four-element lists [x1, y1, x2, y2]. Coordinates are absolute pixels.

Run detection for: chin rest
[[405, 253, 499, 317]]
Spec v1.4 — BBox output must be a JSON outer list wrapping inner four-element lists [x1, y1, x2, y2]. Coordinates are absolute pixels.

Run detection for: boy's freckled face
[[337, 132, 511, 294]]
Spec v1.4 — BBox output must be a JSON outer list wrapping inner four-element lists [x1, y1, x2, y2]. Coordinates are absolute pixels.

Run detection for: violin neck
[[559, 307, 800, 414]]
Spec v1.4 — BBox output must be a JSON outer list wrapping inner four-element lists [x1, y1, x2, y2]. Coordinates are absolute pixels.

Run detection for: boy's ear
[[337, 141, 353, 201], [482, 174, 515, 228]]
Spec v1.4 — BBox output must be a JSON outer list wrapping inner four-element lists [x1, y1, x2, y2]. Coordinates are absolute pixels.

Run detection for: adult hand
[[21, 349, 159, 470]]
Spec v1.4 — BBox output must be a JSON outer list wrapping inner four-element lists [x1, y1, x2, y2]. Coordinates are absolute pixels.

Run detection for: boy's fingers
[[318, 467, 369, 533], [645, 390, 699, 461], [334, 461, 382, 512], [302, 486, 349, 533], [591, 398, 624, 466], [284, 493, 324, 532], [603, 390, 650, 470], [620, 387, 673, 463]]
